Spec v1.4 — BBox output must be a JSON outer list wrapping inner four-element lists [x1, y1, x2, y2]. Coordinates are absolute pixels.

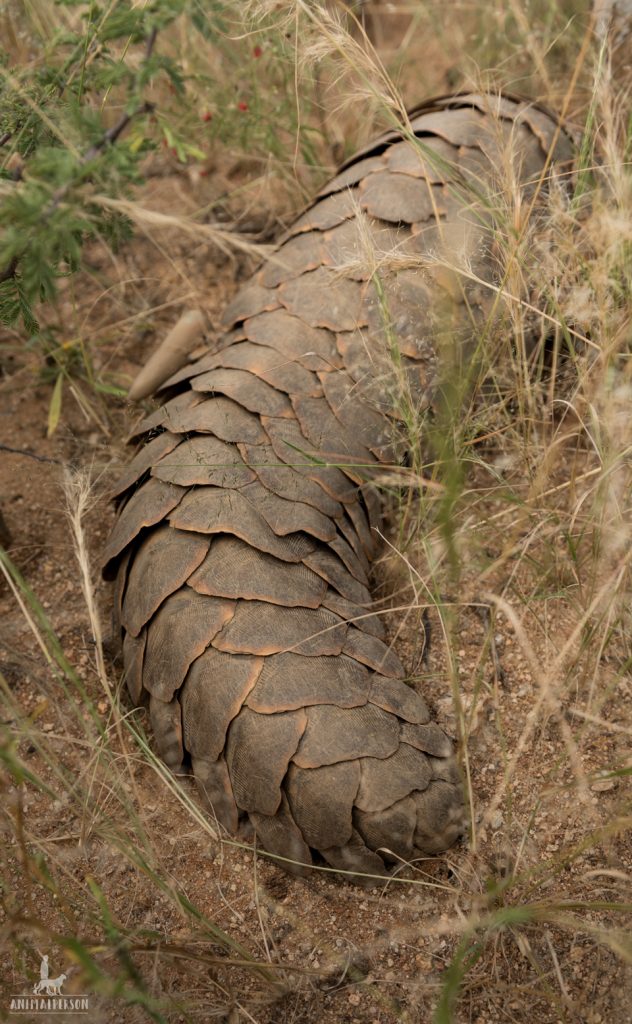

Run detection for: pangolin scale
[[104, 93, 572, 880]]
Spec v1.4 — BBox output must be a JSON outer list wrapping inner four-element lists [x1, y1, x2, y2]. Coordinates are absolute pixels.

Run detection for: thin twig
[[0, 442, 62, 465], [0, 256, 18, 284], [45, 100, 155, 219], [145, 25, 158, 60]]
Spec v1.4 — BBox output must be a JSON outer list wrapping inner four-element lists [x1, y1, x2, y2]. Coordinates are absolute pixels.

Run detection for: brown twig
[[0, 257, 18, 284], [145, 25, 158, 60], [0, 443, 63, 465], [45, 99, 155, 219]]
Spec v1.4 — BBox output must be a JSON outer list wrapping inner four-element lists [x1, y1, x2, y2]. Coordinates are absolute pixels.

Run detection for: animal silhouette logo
[[8, 951, 90, 1013], [32, 955, 67, 996]]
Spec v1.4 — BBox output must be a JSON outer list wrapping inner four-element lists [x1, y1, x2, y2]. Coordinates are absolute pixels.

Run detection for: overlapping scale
[[106, 92, 573, 882]]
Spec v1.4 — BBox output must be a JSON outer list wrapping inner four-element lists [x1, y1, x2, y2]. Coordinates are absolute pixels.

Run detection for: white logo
[[8, 954, 90, 1015]]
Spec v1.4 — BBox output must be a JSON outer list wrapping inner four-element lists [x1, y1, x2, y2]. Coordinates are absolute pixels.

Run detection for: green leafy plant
[[0, 1, 191, 337]]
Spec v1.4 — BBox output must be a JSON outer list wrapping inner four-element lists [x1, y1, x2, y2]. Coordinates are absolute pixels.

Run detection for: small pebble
[[590, 778, 617, 792]]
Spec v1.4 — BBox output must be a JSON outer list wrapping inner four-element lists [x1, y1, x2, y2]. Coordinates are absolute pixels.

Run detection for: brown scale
[[237, 441, 344, 519], [384, 136, 457, 181], [121, 526, 209, 637], [110, 431, 181, 499], [342, 628, 404, 678], [316, 155, 384, 198], [319, 369, 395, 463], [321, 828, 385, 881], [104, 93, 573, 880], [219, 282, 281, 328], [190, 342, 322, 397], [413, 781, 466, 854], [302, 544, 372, 605], [245, 652, 370, 714], [291, 394, 374, 472], [335, 512, 371, 572], [212, 601, 347, 658], [122, 631, 145, 705], [285, 760, 360, 849], [287, 189, 359, 237], [400, 721, 454, 757], [152, 435, 256, 489], [360, 172, 447, 224], [354, 794, 417, 862], [369, 675, 431, 723], [238, 480, 337, 543], [249, 794, 312, 876], [240, 309, 341, 371], [142, 590, 235, 700], [325, 219, 414, 285], [190, 367, 293, 419], [128, 389, 206, 439], [149, 695, 184, 769], [342, 495, 375, 561], [320, 219, 377, 281], [112, 546, 131, 637], [326, 534, 369, 585], [293, 703, 399, 769], [181, 649, 262, 762], [261, 416, 360, 502], [143, 395, 267, 446], [168, 487, 316, 563], [191, 755, 238, 832], [259, 231, 327, 288], [278, 267, 368, 332], [226, 707, 307, 816], [356, 746, 433, 813], [321, 590, 385, 639], [188, 535, 328, 608], [334, 329, 390, 388], [103, 478, 185, 577]]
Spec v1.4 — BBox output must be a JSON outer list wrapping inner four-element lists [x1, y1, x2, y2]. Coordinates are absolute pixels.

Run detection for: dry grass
[[0, 1, 631, 1021]]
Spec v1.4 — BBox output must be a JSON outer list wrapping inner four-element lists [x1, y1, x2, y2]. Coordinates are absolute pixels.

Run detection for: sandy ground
[[1, 89, 631, 1024]]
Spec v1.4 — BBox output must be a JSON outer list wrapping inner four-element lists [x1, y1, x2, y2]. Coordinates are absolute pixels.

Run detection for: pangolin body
[[104, 93, 573, 879]]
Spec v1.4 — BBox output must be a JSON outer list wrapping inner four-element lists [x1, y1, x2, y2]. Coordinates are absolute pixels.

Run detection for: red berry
[[253, 45, 262, 58], [201, 111, 212, 122], [237, 101, 248, 112]]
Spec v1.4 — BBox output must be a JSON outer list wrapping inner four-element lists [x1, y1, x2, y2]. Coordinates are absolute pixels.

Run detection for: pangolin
[[103, 93, 573, 879]]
